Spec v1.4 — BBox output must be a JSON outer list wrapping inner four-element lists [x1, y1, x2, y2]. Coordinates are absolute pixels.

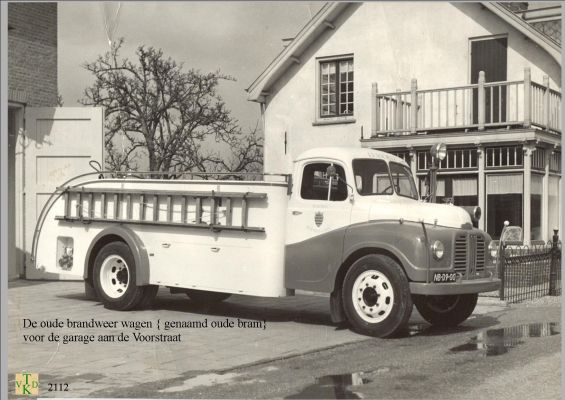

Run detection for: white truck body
[[34, 178, 289, 297]]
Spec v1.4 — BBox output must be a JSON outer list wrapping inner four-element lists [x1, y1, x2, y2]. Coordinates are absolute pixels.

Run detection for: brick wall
[[8, 3, 57, 107]]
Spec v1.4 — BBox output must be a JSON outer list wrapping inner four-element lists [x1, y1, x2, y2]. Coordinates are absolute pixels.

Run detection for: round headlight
[[430, 143, 447, 161], [431, 240, 445, 260], [473, 206, 482, 222], [488, 241, 499, 259]]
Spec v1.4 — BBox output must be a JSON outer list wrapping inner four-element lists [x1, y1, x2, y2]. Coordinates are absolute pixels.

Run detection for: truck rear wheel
[[185, 289, 231, 304], [413, 294, 478, 327], [93, 241, 145, 311], [342, 254, 412, 337]]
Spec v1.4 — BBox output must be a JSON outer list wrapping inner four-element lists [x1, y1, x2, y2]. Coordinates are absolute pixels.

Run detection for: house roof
[[246, 2, 562, 103]]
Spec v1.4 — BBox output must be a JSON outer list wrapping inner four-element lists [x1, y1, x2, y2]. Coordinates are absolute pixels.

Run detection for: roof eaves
[[482, 2, 561, 64], [246, 2, 350, 103]]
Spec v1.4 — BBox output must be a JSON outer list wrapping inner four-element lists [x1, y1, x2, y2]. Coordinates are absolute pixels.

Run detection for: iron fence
[[498, 231, 561, 303]]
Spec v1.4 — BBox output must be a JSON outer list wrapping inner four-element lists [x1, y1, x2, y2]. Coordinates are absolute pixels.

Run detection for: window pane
[[352, 159, 392, 195], [389, 162, 418, 199], [320, 58, 353, 117], [301, 163, 348, 201]]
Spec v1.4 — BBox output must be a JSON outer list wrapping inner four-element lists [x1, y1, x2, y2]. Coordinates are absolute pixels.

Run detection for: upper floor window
[[320, 58, 354, 117]]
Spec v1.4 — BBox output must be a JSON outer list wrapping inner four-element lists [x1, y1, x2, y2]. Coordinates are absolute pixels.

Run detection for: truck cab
[[284, 147, 499, 336]]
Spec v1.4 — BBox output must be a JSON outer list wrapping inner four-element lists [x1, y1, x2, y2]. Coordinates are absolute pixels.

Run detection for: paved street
[[7, 280, 559, 399]]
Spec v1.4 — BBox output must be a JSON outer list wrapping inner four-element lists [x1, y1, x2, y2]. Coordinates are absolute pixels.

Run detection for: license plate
[[433, 273, 457, 283]]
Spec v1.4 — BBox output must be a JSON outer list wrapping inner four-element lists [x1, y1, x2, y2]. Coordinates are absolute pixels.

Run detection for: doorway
[[8, 105, 23, 280], [471, 36, 508, 124]]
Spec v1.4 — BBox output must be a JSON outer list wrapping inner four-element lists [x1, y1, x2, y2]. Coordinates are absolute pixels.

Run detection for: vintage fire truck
[[32, 146, 499, 337]]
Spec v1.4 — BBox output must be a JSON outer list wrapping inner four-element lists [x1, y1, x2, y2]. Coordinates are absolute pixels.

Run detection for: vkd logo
[[15, 372, 39, 396]]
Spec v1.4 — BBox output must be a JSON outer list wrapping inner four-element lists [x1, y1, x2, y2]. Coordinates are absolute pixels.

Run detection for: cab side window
[[301, 163, 348, 201]]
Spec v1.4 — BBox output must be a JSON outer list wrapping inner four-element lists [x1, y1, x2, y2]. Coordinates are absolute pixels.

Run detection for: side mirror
[[326, 164, 337, 179]]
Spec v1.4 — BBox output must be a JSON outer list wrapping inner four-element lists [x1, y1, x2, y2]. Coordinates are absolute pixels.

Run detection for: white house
[[247, 2, 561, 242]]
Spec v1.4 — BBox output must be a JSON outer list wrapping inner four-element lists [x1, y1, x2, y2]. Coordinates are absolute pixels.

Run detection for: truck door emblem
[[315, 212, 324, 227]]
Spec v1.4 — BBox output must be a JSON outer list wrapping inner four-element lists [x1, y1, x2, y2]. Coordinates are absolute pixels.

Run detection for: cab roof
[[294, 147, 408, 167]]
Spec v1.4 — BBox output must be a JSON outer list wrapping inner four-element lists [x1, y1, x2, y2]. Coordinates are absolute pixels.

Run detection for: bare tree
[[81, 38, 262, 177]]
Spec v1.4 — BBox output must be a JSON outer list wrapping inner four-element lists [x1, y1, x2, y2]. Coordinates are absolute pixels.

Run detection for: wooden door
[[471, 37, 508, 124], [24, 107, 104, 279]]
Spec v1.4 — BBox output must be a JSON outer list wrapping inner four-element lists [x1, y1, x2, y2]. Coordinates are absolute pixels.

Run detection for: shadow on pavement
[[55, 291, 338, 328]]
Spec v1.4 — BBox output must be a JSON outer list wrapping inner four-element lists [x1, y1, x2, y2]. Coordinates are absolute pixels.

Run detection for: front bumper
[[409, 277, 500, 295]]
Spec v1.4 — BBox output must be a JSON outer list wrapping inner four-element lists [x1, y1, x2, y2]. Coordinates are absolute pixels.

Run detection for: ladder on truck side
[[55, 186, 267, 232]]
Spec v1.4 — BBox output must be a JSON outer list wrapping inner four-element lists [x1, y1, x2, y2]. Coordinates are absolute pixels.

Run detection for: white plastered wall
[[262, 2, 561, 174]]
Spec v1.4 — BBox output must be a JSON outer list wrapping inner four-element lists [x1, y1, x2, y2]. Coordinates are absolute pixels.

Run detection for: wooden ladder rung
[[241, 193, 248, 228], [181, 196, 187, 224], [65, 191, 71, 218], [210, 196, 217, 225], [225, 198, 232, 226], [195, 197, 202, 224], [88, 193, 94, 219], [101, 193, 107, 218], [140, 194, 145, 221], [113, 193, 119, 219], [167, 195, 173, 222], [153, 195, 159, 221]]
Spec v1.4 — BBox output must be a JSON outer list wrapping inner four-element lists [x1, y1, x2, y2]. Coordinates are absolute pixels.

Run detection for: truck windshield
[[389, 162, 418, 200], [352, 159, 418, 200], [352, 159, 394, 196]]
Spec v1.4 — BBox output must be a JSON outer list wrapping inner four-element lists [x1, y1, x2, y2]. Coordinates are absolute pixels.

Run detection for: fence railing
[[498, 230, 561, 303], [371, 67, 561, 137]]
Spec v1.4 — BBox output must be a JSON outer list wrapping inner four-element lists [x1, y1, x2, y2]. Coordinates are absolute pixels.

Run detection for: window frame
[[299, 161, 349, 202], [389, 161, 419, 200], [314, 54, 356, 126], [352, 158, 394, 197]]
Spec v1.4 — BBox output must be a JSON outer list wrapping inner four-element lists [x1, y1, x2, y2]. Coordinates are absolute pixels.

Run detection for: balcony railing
[[371, 67, 561, 137]]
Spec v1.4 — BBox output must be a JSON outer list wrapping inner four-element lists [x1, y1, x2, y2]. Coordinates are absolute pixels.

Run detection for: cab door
[[285, 160, 352, 289]]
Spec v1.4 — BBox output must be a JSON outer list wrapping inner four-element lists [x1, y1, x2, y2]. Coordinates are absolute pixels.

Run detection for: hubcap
[[352, 270, 394, 323], [100, 255, 129, 299]]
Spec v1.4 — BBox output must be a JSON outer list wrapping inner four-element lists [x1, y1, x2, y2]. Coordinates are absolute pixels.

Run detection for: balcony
[[371, 67, 561, 138]]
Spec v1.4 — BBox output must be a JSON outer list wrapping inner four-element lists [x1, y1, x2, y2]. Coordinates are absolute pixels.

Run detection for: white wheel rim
[[352, 270, 394, 323], [100, 255, 130, 299]]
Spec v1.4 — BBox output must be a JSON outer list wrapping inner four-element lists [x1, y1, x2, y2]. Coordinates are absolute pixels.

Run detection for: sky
[[58, 2, 325, 132]]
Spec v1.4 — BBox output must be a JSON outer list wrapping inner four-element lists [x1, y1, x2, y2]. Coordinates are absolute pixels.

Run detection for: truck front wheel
[[93, 241, 146, 311], [413, 294, 478, 327], [342, 254, 412, 337]]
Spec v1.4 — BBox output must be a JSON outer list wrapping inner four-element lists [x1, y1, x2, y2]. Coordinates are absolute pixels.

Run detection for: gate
[[499, 230, 561, 303]]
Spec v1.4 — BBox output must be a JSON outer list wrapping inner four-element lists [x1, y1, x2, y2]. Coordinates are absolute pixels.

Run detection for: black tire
[[93, 241, 145, 311], [413, 294, 478, 327], [185, 289, 231, 304], [342, 254, 413, 337]]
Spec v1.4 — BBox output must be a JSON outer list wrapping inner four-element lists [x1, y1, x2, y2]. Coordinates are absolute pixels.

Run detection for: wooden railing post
[[410, 78, 418, 134], [372, 83, 379, 136], [478, 71, 485, 131], [523, 67, 532, 128], [395, 89, 402, 131], [543, 75, 550, 130]]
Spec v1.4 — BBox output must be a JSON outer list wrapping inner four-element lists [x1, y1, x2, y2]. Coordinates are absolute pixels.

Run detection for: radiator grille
[[452, 233, 486, 277], [454, 234, 468, 272]]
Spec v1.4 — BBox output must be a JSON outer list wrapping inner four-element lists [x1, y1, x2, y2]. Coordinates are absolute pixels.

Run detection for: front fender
[[84, 225, 151, 286], [340, 220, 429, 284]]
